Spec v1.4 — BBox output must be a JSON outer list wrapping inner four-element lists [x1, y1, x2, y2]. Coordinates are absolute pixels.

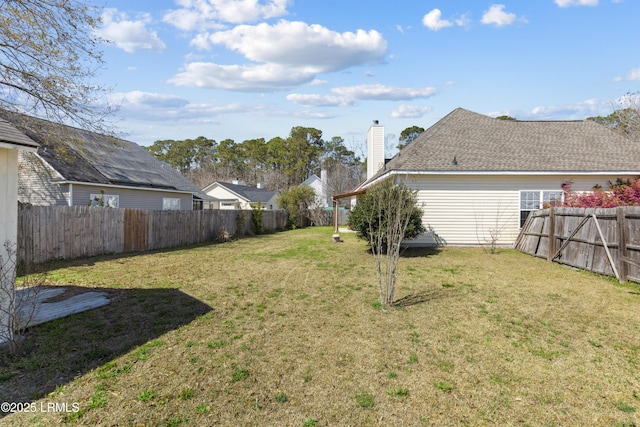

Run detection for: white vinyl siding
[[17, 151, 70, 206], [398, 174, 636, 247]]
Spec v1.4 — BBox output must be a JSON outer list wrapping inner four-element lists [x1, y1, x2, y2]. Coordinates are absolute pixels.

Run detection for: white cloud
[[554, 0, 598, 7], [285, 94, 354, 107], [168, 62, 316, 92], [497, 99, 607, 120], [97, 9, 166, 53], [391, 105, 432, 119], [163, 0, 291, 31], [422, 9, 453, 31], [286, 84, 438, 109], [196, 21, 387, 73], [331, 84, 438, 101], [614, 67, 640, 82], [110, 91, 261, 121], [481, 4, 517, 27], [114, 91, 189, 109], [170, 21, 387, 91]]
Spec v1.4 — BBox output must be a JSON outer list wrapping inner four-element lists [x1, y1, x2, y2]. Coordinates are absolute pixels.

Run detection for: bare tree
[[355, 180, 425, 308], [0, 0, 113, 131], [474, 203, 515, 254]]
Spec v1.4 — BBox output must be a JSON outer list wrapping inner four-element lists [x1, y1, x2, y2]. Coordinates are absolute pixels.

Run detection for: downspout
[[68, 183, 73, 206]]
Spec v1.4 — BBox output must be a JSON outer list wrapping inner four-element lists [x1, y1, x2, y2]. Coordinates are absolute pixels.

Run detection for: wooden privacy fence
[[515, 206, 640, 283], [17, 205, 289, 265]]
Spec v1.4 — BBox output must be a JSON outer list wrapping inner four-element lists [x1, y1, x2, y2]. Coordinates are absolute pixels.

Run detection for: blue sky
[[92, 0, 640, 154]]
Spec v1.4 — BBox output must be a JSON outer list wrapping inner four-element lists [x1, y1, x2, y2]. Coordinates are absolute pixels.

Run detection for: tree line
[[143, 126, 366, 197]]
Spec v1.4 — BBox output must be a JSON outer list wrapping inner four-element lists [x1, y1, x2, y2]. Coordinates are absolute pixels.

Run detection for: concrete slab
[[15, 286, 111, 329]]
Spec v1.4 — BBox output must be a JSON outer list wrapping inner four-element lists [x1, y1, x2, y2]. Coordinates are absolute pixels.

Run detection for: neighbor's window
[[163, 198, 181, 210], [89, 194, 119, 208], [520, 191, 563, 227]]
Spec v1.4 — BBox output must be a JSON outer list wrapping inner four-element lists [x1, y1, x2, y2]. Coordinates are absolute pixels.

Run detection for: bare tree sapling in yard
[[348, 180, 425, 308]]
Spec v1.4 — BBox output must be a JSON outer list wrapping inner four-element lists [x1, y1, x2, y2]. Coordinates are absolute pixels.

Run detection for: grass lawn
[[2, 226, 640, 426]]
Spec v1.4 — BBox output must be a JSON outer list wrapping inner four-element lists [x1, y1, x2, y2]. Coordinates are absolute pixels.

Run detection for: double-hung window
[[163, 197, 181, 210], [520, 190, 563, 227]]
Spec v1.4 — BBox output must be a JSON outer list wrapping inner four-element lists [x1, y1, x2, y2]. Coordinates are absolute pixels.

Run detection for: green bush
[[276, 184, 316, 229], [347, 180, 425, 251]]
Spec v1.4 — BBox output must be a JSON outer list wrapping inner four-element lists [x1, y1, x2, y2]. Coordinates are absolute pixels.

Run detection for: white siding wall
[[205, 186, 248, 209], [400, 174, 635, 247], [18, 151, 70, 206], [71, 185, 193, 210], [0, 148, 18, 342]]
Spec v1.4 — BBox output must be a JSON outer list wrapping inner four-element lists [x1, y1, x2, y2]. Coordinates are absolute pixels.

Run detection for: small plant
[[615, 401, 636, 413], [387, 388, 409, 397], [231, 368, 248, 382], [274, 393, 288, 403], [251, 202, 265, 235], [302, 418, 318, 427], [179, 388, 194, 400], [387, 371, 397, 379], [87, 389, 107, 409], [196, 403, 209, 413], [408, 353, 419, 364], [434, 381, 453, 393], [136, 390, 157, 402], [208, 340, 226, 349], [354, 392, 375, 408], [165, 416, 187, 427]]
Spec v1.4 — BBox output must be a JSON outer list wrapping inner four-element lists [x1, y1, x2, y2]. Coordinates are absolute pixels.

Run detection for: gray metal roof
[[0, 117, 38, 149], [377, 108, 640, 177], [0, 110, 213, 200]]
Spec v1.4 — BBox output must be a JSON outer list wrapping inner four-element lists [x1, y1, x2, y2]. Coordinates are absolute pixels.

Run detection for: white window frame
[[89, 193, 119, 208], [163, 197, 181, 210], [519, 190, 563, 227]]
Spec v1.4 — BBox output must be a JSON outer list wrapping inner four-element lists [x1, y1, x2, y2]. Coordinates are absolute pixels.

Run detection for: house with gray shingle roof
[[0, 111, 216, 210], [202, 181, 278, 210], [359, 107, 640, 246]]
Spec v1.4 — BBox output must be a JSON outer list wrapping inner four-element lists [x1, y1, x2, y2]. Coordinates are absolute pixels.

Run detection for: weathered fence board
[[18, 205, 288, 265], [515, 206, 640, 283]]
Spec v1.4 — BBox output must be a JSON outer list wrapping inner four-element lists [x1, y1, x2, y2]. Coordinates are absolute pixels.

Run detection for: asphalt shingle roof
[[378, 108, 640, 177], [0, 110, 212, 200], [0, 117, 38, 149], [216, 181, 277, 203]]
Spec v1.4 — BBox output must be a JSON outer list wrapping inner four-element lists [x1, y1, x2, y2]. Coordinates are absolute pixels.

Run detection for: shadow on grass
[[0, 285, 212, 404], [400, 247, 443, 258], [392, 288, 455, 307]]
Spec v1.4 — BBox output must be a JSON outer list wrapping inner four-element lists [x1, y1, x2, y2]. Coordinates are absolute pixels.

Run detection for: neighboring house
[[0, 117, 38, 344], [0, 111, 216, 210], [302, 170, 330, 207], [202, 181, 278, 210], [357, 108, 640, 247]]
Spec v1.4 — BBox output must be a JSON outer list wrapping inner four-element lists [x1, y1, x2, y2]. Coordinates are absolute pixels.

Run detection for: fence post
[[547, 207, 556, 262], [617, 207, 628, 283]]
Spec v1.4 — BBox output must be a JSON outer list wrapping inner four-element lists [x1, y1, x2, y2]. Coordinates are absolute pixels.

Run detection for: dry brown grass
[[2, 226, 640, 426]]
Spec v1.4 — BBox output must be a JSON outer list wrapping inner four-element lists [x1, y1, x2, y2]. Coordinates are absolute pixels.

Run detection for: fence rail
[[515, 206, 640, 283], [17, 205, 288, 265]]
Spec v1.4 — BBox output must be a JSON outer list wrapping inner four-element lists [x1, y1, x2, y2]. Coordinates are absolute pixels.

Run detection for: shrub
[[561, 179, 640, 208], [276, 184, 316, 228], [347, 181, 425, 252]]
